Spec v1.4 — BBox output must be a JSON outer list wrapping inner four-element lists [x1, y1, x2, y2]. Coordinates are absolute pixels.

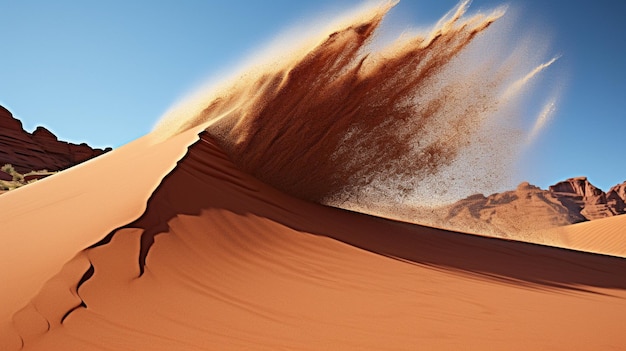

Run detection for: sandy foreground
[[0, 128, 624, 350], [0, 126, 204, 348]]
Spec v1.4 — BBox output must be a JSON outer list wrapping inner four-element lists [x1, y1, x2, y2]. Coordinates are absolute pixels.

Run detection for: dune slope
[[0, 127, 202, 349], [3, 2, 626, 349], [536, 214, 626, 258], [8, 132, 626, 350]]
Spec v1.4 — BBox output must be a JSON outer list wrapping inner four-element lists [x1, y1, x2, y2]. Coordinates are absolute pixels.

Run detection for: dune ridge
[[0, 127, 203, 349], [7, 131, 626, 350], [537, 214, 626, 258]]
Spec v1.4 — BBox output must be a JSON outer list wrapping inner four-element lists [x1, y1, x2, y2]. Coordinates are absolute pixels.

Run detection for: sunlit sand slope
[[537, 215, 626, 258], [10, 132, 626, 350], [0, 128, 202, 349]]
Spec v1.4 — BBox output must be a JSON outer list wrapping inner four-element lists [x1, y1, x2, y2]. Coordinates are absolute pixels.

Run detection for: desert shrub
[[1, 164, 15, 174], [0, 165, 57, 195], [1, 164, 24, 182]]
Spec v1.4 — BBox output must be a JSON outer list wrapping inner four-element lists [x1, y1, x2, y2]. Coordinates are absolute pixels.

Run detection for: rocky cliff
[[607, 182, 626, 215], [549, 177, 620, 220], [442, 177, 626, 236], [0, 105, 111, 173]]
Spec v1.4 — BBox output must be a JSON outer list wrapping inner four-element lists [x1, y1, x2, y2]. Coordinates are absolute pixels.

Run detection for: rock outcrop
[[442, 178, 626, 236], [549, 177, 617, 220], [0, 169, 12, 181], [607, 182, 626, 214], [0, 105, 111, 173], [444, 181, 576, 236]]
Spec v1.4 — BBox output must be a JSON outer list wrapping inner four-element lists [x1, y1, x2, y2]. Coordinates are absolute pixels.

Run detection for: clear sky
[[1, 1, 624, 191]]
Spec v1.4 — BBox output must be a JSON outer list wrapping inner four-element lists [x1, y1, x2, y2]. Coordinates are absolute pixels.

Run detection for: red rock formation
[[607, 182, 626, 214], [0, 106, 23, 130], [0, 105, 111, 173], [0, 170, 12, 181], [23, 173, 53, 182], [443, 178, 626, 236], [549, 177, 617, 220], [609, 182, 626, 201], [444, 181, 577, 236]]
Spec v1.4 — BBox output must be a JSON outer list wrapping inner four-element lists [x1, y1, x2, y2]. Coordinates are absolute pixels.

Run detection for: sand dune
[[536, 214, 626, 258], [0, 127, 203, 348], [2, 1, 625, 349], [1, 131, 625, 350]]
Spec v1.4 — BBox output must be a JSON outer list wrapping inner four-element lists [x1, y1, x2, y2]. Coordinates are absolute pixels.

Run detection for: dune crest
[[0, 128, 202, 349], [8, 132, 626, 350]]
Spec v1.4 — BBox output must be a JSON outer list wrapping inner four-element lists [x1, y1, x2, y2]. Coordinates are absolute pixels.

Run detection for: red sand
[[2, 2, 625, 350], [0, 127, 202, 348], [1, 131, 625, 350], [537, 214, 626, 258]]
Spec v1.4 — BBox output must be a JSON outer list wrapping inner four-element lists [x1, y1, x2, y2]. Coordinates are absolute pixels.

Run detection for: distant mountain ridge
[[442, 177, 626, 236], [0, 105, 111, 173]]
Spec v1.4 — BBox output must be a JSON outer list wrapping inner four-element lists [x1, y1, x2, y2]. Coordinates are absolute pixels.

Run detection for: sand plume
[[155, 1, 557, 211]]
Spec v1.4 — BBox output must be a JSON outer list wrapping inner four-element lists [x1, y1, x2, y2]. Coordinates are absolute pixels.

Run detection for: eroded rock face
[[0, 106, 23, 131], [444, 178, 626, 236], [445, 181, 577, 236], [0, 105, 111, 173], [0, 170, 12, 181], [549, 177, 618, 220], [607, 182, 626, 214], [608, 182, 626, 202]]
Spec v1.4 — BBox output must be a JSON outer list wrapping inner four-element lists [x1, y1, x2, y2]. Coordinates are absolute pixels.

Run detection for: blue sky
[[1, 1, 625, 191]]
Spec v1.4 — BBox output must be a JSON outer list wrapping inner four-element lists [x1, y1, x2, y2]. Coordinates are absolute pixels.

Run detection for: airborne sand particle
[[526, 96, 557, 145], [154, 0, 559, 217]]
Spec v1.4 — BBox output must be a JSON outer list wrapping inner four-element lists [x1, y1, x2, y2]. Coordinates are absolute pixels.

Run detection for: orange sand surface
[[2, 2, 626, 349], [1, 131, 625, 350], [538, 215, 626, 258], [0, 127, 203, 347]]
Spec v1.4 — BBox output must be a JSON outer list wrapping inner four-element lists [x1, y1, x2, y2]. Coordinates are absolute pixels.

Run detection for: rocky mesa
[[442, 177, 626, 236], [0, 105, 111, 173]]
